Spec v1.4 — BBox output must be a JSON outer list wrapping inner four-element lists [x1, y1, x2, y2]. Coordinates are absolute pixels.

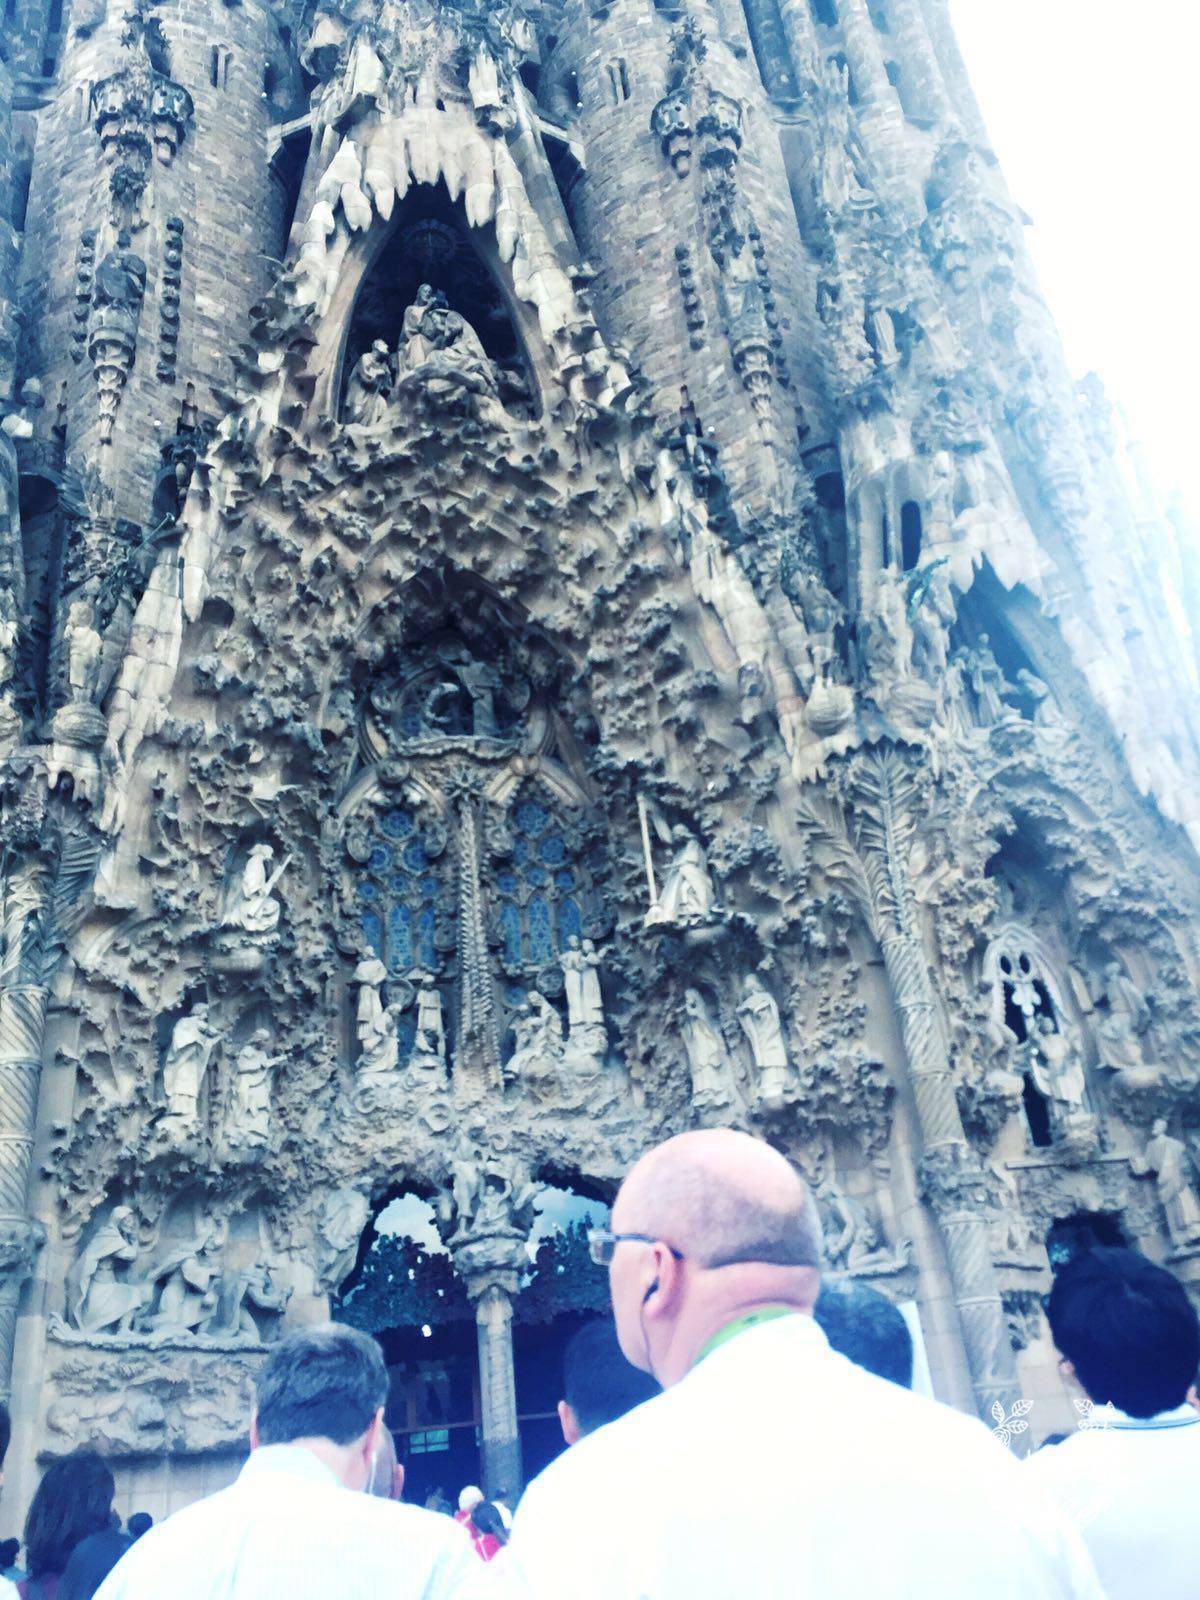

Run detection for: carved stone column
[[886, 0, 954, 123], [803, 749, 1020, 1424], [834, 0, 892, 106], [450, 1229, 527, 1497]]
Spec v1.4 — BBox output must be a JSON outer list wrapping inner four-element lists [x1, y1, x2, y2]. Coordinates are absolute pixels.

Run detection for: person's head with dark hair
[[558, 1319, 660, 1443], [59, 1527, 132, 1600], [813, 1278, 914, 1389], [0, 1535, 18, 1570], [23, 1451, 115, 1582], [0, 1402, 10, 1481], [470, 1502, 508, 1545], [250, 1323, 388, 1491], [125, 1512, 153, 1541], [1045, 1246, 1200, 1418]]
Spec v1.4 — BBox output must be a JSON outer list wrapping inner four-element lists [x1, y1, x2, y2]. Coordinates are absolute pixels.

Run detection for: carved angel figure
[[343, 339, 394, 425], [648, 826, 718, 926], [1093, 961, 1151, 1074], [226, 1028, 283, 1151], [223, 843, 288, 936], [71, 1206, 145, 1334], [354, 955, 404, 1079], [64, 600, 103, 702], [560, 937, 604, 1033], [142, 1211, 228, 1337], [162, 1003, 220, 1132], [506, 993, 564, 1082]]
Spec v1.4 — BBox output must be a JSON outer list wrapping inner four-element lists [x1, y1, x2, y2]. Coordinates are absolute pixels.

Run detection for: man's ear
[[1057, 1356, 1077, 1384], [393, 1462, 405, 1500], [364, 1406, 385, 1466], [642, 1241, 683, 1321], [249, 1411, 261, 1451], [557, 1399, 581, 1446]]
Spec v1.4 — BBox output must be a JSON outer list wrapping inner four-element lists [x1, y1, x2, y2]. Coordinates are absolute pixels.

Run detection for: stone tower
[[2, 0, 1200, 1510]]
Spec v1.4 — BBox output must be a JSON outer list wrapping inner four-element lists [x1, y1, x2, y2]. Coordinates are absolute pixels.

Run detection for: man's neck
[[266, 1436, 362, 1489], [661, 1297, 812, 1387]]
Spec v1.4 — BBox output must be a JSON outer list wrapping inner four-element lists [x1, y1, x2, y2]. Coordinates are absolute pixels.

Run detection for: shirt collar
[[1105, 1402, 1200, 1431], [239, 1443, 347, 1488]]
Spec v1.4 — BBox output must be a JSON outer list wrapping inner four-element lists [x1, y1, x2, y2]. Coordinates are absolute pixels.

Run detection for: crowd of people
[[0, 1130, 1194, 1597]]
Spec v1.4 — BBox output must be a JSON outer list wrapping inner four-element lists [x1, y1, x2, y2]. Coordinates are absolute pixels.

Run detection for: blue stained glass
[[539, 836, 566, 865], [368, 844, 392, 871], [382, 809, 414, 839], [500, 901, 522, 965], [514, 802, 549, 836], [558, 899, 582, 940], [555, 869, 575, 892], [403, 839, 429, 872], [361, 910, 383, 954], [512, 838, 528, 866], [525, 865, 548, 888], [417, 908, 436, 968], [529, 898, 552, 961], [359, 881, 379, 903], [387, 904, 413, 970], [497, 872, 518, 896], [388, 873, 409, 894]]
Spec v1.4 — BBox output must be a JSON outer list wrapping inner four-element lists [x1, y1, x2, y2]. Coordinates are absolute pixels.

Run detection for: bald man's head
[[615, 1130, 823, 1269]]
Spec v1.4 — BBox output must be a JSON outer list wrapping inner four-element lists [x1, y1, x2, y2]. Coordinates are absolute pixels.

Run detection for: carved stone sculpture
[[142, 1213, 228, 1337], [64, 600, 103, 702], [200, 1263, 291, 1342], [1027, 1016, 1091, 1142], [225, 1029, 282, 1152], [354, 955, 404, 1080], [559, 937, 606, 1068], [1133, 1120, 1200, 1253], [410, 971, 447, 1071], [393, 284, 504, 422], [71, 1207, 145, 1334], [737, 974, 789, 1108], [681, 988, 730, 1110], [647, 826, 718, 927], [343, 340, 394, 424], [505, 992, 564, 1086], [88, 230, 147, 443], [314, 1189, 370, 1291], [222, 844, 288, 937], [161, 1004, 220, 1139], [1093, 961, 1152, 1076], [817, 1178, 910, 1276]]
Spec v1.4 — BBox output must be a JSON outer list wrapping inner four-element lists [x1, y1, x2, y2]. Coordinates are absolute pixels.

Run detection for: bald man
[[480, 1131, 1103, 1600]]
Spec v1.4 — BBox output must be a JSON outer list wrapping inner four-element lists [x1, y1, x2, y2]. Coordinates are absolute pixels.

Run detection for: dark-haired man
[[1025, 1246, 1200, 1598], [812, 1277, 914, 1388], [558, 1319, 659, 1444], [94, 1324, 474, 1600], [489, 1130, 1103, 1599], [0, 1404, 17, 1600]]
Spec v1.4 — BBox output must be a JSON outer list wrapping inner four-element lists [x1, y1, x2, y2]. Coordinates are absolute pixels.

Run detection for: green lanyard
[[693, 1306, 799, 1368]]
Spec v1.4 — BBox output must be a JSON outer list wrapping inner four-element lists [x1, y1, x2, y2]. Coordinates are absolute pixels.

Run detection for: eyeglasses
[[587, 1228, 684, 1267]]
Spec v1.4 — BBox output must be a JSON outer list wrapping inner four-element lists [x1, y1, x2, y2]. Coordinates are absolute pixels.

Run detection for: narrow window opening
[[831, 52, 859, 106], [900, 501, 922, 571], [606, 58, 630, 104], [812, 0, 838, 25], [869, 0, 890, 30]]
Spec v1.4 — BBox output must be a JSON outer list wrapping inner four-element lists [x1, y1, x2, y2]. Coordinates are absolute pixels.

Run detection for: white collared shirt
[[475, 1314, 1104, 1600], [93, 1443, 477, 1600], [1024, 1400, 1200, 1598]]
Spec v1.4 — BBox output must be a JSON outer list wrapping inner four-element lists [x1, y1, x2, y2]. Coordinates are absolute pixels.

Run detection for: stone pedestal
[[451, 1228, 528, 1498]]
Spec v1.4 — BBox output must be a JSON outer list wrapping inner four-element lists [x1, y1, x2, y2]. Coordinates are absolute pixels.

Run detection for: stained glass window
[[492, 789, 594, 975], [357, 807, 445, 977]]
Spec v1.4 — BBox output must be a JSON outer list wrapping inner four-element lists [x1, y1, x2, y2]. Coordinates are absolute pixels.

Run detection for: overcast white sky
[[950, 1, 1199, 519]]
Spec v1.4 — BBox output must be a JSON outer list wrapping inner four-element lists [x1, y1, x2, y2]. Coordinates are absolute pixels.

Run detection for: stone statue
[[908, 562, 956, 678], [64, 599, 103, 702], [448, 1142, 485, 1235], [737, 974, 789, 1106], [0, 589, 17, 691], [1134, 1120, 1200, 1253], [223, 843, 288, 936], [863, 565, 915, 683], [648, 826, 718, 926], [161, 1003, 220, 1134], [72, 1206, 145, 1334], [1027, 1016, 1089, 1139], [560, 937, 604, 1033], [410, 971, 446, 1069], [394, 284, 503, 420], [505, 992, 564, 1083], [1093, 961, 1151, 1074], [225, 1028, 283, 1152], [354, 955, 405, 1080], [142, 1212, 228, 1337], [314, 1188, 369, 1290], [343, 339, 393, 425], [681, 989, 730, 1110], [817, 1177, 909, 1275], [200, 1262, 291, 1342], [964, 634, 1009, 726], [93, 230, 147, 312]]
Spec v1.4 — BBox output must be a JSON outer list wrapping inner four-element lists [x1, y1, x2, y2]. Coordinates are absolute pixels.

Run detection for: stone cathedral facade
[[3, 0, 1200, 1511]]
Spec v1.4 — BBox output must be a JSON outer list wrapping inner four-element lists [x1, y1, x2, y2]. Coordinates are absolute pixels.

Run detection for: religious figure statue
[[505, 992, 564, 1084], [225, 1028, 283, 1152], [817, 1177, 909, 1275], [1133, 1120, 1200, 1253], [161, 1003, 220, 1135], [354, 955, 405, 1080], [964, 634, 1009, 726], [0, 589, 17, 691], [142, 1212, 228, 1337], [343, 340, 393, 425], [647, 826, 718, 927], [1015, 669, 1063, 729], [222, 843, 288, 937], [907, 562, 956, 678], [200, 1262, 291, 1342], [1093, 961, 1152, 1075], [64, 599, 103, 702], [93, 231, 147, 314], [410, 971, 446, 1070], [393, 285, 504, 422], [681, 989, 730, 1110], [1027, 1016, 1090, 1140], [862, 565, 915, 683], [71, 1206, 145, 1334], [560, 937, 604, 1034], [737, 974, 790, 1106], [314, 1188, 369, 1290]]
